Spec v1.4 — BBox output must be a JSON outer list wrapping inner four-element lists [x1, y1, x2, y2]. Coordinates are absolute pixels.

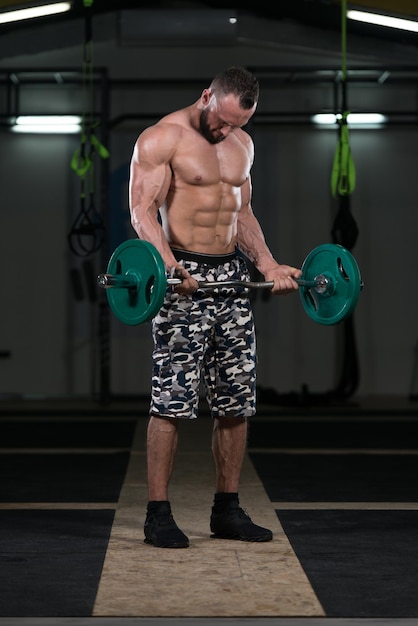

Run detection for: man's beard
[[199, 109, 225, 144]]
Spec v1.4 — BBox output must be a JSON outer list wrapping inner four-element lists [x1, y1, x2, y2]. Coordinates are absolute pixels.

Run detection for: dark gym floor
[[0, 394, 417, 626]]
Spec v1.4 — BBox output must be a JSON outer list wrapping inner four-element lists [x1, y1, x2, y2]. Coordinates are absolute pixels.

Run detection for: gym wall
[[0, 10, 416, 400]]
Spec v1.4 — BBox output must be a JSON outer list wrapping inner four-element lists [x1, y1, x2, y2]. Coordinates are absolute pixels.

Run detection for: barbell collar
[[98, 273, 138, 289]]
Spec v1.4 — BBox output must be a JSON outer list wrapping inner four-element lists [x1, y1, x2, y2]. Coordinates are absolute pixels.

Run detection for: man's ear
[[200, 88, 212, 106]]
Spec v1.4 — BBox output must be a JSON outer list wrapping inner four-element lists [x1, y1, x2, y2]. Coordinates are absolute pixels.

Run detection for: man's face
[[199, 92, 256, 144]]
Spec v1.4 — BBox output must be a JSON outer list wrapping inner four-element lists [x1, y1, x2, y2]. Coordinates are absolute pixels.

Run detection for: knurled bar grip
[[97, 273, 326, 290]]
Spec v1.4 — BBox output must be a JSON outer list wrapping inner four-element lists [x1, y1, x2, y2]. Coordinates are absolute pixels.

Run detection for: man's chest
[[171, 138, 251, 187]]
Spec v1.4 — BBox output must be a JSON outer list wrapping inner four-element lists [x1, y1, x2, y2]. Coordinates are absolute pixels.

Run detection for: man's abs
[[160, 188, 241, 254]]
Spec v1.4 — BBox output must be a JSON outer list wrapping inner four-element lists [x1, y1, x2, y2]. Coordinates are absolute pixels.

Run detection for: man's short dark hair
[[210, 66, 259, 110]]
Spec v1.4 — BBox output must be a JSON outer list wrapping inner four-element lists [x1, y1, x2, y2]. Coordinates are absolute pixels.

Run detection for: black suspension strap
[[67, 0, 112, 403], [330, 0, 358, 249], [330, 0, 360, 400]]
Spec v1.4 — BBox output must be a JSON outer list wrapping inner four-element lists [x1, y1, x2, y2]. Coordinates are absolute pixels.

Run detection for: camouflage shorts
[[150, 250, 256, 420]]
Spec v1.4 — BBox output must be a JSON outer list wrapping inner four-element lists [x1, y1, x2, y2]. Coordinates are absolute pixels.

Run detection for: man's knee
[[214, 415, 247, 428], [149, 414, 180, 432]]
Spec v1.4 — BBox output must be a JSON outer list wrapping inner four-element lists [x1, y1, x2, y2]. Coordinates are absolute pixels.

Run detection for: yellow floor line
[[0, 503, 116, 509], [272, 502, 418, 510]]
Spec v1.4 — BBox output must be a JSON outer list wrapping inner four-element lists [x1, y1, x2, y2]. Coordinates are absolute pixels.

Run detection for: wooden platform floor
[[0, 395, 417, 626], [93, 417, 323, 618]]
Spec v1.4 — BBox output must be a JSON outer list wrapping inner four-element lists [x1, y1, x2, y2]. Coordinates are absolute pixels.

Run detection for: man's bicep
[[130, 127, 176, 203], [132, 156, 171, 198]]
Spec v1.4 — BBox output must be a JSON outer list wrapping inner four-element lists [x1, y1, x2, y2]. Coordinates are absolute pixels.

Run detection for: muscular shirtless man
[[129, 66, 302, 548]]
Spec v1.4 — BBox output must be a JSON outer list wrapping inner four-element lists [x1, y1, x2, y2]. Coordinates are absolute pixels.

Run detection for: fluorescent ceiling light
[[347, 9, 418, 33], [12, 115, 81, 134], [0, 2, 71, 25], [312, 113, 387, 126]]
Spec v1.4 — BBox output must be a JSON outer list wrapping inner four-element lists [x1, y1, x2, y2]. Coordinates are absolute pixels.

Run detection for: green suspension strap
[[330, 110, 356, 197], [68, 0, 109, 257], [330, 0, 356, 201]]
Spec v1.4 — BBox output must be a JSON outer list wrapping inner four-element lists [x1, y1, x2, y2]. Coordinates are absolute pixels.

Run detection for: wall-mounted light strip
[[0, 2, 71, 25], [312, 113, 387, 127], [347, 10, 418, 33], [11, 115, 81, 134]]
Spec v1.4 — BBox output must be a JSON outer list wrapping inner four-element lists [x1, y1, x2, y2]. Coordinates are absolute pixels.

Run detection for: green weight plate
[[106, 239, 167, 325], [299, 243, 362, 325]]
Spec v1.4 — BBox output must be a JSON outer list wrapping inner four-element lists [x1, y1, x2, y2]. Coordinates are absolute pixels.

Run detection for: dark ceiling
[[1, 0, 418, 48]]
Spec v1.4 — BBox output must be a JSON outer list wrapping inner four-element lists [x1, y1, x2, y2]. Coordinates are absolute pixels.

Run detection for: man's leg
[[210, 415, 273, 542], [147, 415, 178, 501], [143, 415, 189, 548], [212, 415, 247, 493]]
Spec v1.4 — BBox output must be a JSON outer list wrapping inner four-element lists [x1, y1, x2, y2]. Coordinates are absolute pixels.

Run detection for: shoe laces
[[224, 501, 251, 520], [148, 509, 177, 528]]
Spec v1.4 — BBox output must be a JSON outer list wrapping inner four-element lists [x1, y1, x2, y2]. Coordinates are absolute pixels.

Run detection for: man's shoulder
[[142, 112, 189, 144], [234, 127, 254, 159], [137, 118, 183, 154], [134, 113, 190, 164], [235, 126, 253, 145]]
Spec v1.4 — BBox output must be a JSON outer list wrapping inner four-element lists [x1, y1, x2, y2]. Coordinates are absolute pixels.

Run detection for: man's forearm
[[130, 209, 179, 272], [236, 212, 279, 275]]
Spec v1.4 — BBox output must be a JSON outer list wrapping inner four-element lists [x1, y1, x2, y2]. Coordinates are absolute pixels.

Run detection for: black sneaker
[[210, 500, 273, 542], [144, 501, 189, 548]]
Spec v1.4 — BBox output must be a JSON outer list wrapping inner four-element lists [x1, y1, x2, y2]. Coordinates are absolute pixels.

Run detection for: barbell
[[97, 239, 363, 326]]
